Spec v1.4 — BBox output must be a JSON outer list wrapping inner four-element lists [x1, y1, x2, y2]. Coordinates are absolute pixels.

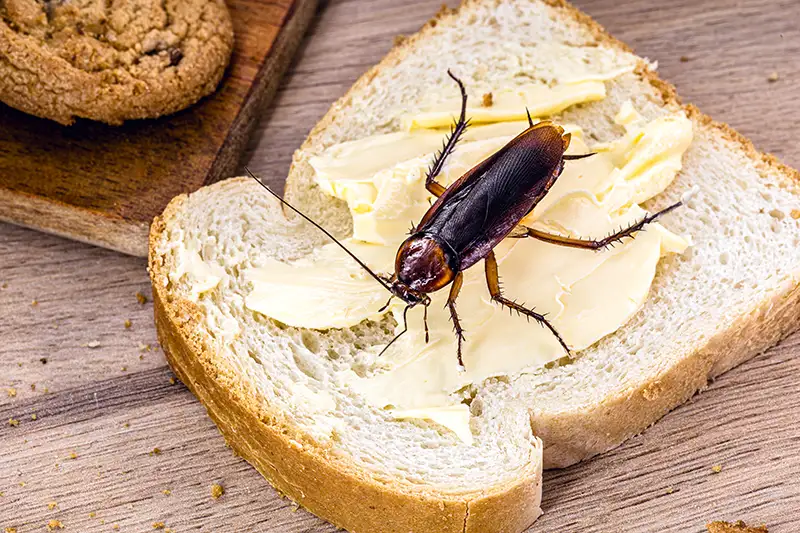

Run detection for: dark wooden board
[[2, 0, 800, 532], [0, 0, 317, 257]]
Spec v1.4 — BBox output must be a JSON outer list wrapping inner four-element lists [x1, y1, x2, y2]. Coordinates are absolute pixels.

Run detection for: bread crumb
[[0, 282, 6, 289], [152, 522, 165, 529], [151, 447, 162, 456], [393, 34, 406, 47], [47, 501, 58, 510], [86, 341, 100, 349], [124, 319, 132, 329], [711, 464, 723, 473], [30, 384, 36, 391], [31, 414, 37, 421], [768, 71, 779, 82], [40, 357, 48, 364], [7, 388, 17, 398], [136, 292, 148, 305], [481, 92, 493, 107], [123, 423, 130, 428], [211, 483, 224, 499], [46, 520, 64, 531], [665, 487, 679, 494], [32, 299, 38, 306], [8, 418, 19, 427], [169, 377, 176, 385], [69, 451, 78, 460], [18, 482, 25, 487], [88, 512, 96, 518], [5, 527, 18, 533], [111, 524, 119, 530], [290, 505, 299, 513], [707, 520, 768, 533], [139, 343, 151, 352], [162, 489, 171, 496], [680, 55, 690, 62], [121, 367, 127, 372]]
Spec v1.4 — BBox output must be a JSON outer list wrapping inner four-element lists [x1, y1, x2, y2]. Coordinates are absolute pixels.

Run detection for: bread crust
[[150, 0, 800, 532]]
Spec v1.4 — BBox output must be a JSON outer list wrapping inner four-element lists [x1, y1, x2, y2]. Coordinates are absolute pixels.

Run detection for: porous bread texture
[[150, 0, 800, 532]]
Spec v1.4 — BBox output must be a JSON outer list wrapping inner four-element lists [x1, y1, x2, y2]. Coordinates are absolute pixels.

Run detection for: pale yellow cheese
[[406, 80, 607, 129], [246, 88, 693, 445], [392, 405, 473, 446]]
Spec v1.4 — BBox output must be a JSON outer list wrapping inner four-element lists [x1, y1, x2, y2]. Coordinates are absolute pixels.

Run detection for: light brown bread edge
[[285, 0, 800, 469], [149, 1, 800, 533]]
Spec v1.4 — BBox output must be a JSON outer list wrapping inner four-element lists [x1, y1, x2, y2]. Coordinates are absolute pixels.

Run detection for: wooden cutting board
[[0, 0, 316, 257]]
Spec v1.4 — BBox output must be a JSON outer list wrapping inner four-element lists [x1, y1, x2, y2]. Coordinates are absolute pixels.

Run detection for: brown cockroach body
[[248, 70, 682, 368]]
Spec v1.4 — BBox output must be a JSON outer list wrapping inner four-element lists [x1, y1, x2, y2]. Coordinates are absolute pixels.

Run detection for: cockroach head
[[394, 233, 459, 295]]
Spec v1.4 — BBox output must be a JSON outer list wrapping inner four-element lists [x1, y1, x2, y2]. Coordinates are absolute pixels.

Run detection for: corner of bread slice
[[283, 0, 800, 472], [149, 177, 545, 533]]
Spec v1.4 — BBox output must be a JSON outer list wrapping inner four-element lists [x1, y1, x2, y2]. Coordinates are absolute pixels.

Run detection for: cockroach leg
[[512, 200, 683, 251], [378, 304, 412, 357], [445, 271, 466, 369], [563, 153, 596, 161], [378, 296, 394, 313], [423, 303, 430, 343], [484, 251, 570, 355], [425, 70, 470, 198]]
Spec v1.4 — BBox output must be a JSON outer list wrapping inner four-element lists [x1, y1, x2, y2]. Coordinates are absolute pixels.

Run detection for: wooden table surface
[[2, 0, 799, 531]]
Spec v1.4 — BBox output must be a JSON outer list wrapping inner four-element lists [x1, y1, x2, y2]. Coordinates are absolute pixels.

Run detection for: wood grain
[[0, 0, 317, 258], [2, 0, 800, 531]]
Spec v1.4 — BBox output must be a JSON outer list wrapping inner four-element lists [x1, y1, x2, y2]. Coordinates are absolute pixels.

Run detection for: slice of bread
[[149, 1, 800, 532]]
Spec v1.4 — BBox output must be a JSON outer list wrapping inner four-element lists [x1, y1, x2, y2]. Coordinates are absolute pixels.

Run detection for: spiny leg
[[484, 251, 570, 355], [425, 70, 470, 198], [512, 200, 683, 251], [445, 271, 466, 369]]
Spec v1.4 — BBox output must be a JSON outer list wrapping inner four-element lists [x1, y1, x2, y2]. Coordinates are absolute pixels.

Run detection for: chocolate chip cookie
[[0, 0, 234, 125]]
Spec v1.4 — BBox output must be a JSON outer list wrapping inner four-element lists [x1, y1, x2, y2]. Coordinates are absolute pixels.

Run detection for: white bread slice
[[148, 1, 800, 532]]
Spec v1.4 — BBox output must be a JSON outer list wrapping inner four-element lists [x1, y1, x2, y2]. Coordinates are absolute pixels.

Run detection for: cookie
[[0, 0, 234, 125]]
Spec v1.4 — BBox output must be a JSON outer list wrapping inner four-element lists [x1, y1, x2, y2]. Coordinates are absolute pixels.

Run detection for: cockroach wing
[[415, 122, 568, 270]]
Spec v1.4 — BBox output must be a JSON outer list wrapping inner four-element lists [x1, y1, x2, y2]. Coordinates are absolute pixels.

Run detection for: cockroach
[[247, 70, 683, 369]]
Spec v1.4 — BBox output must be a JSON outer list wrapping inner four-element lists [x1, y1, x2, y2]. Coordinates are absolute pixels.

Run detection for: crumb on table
[[46, 520, 64, 531], [136, 292, 148, 305], [707, 520, 768, 533], [211, 483, 225, 499]]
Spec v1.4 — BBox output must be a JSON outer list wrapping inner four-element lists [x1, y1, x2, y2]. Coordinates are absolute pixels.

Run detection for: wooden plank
[[2, 0, 800, 531], [0, 0, 317, 258]]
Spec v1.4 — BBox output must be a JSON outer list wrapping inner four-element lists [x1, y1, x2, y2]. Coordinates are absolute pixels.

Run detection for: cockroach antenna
[[244, 167, 395, 295]]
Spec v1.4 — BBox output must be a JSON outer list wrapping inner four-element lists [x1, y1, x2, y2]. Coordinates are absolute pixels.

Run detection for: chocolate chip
[[168, 48, 183, 67]]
